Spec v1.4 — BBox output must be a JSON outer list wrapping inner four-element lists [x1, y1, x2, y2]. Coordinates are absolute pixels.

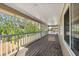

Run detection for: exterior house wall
[[58, 3, 75, 56]]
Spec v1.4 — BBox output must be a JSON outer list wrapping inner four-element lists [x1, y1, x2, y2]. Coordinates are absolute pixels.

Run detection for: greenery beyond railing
[[0, 12, 48, 40], [0, 12, 42, 35]]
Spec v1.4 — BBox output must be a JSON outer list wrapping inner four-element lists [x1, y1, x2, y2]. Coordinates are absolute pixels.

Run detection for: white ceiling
[[4, 3, 64, 25]]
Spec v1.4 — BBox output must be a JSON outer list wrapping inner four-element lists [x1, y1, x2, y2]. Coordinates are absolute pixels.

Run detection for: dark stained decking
[[16, 34, 63, 56]]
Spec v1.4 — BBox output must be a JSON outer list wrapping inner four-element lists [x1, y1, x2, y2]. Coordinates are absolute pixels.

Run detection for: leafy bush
[[0, 12, 45, 41]]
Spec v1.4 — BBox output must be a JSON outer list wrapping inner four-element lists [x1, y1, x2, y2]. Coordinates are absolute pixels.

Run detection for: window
[[64, 8, 70, 44], [71, 3, 79, 55]]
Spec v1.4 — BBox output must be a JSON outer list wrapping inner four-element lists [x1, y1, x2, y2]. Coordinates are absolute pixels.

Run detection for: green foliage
[[25, 21, 39, 33], [0, 13, 46, 41]]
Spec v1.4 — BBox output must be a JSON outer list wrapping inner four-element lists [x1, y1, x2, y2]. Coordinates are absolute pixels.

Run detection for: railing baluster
[[31, 34, 32, 42], [25, 34, 26, 44], [38, 33, 39, 39], [26, 34, 27, 44], [20, 35, 22, 46], [39, 32, 40, 38], [20, 35, 21, 46], [33, 34, 35, 41], [15, 35, 18, 51], [8, 36, 10, 54], [10, 37, 12, 53], [19, 35, 21, 48], [6, 37, 8, 55], [28, 34, 30, 43], [17, 35, 19, 52], [23, 34, 24, 45], [28, 34, 29, 43], [29, 34, 31, 43], [21, 35, 23, 45], [22, 34, 23, 45], [36, 33, 37, 39], [35, 33, 37, 39], [30, 34, 31, 43], [3, 37, 6, 56], [0, 37, 2, 56], [35, 33, 36, 40], [14, 35, 16, 51], [12, 36, 15, 52], [26, 34, 28, 44], [34, 33, 35, 40], [33, 34, 34, 41], [24, 34, 25, 45], [30, 34, 32, 42], [36, 33, 37, 40]]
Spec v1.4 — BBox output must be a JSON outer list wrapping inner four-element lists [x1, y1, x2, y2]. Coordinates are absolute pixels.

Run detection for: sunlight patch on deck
[[48, 36, 56, 41]]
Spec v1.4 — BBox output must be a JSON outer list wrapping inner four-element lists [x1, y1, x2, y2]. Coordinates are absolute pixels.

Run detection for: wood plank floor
[[16, 34, 63, 56]]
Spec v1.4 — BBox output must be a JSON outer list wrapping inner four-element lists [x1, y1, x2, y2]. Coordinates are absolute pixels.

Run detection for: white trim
[[69, 4, 72, 48], [63, 40, 76, 56], [58, 33, 75, 56]]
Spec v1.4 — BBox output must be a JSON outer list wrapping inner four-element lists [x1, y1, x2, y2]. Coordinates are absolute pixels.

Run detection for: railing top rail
[[0, 31, 47, 37]]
